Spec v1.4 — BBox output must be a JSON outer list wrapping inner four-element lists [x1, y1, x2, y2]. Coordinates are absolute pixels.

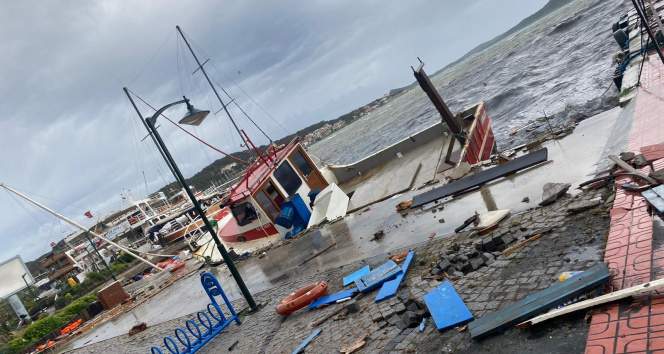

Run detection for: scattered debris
[[291, 328, 322, 354], [376, 250, 415, 302], [418, 318, 427, 332], [370, 230, 385, 242], [643, 186, 664, 214], [342, 265, 371, 287], [309, 288, 358, 310], [469, 263, 609, 339], [396, 200, 413, 212], [472, 209, 510, 233], [621, 182, 650, 192], [128, 322, 147, 336], [540, 182, 571, 206], [356, 260, 401, 292], [228, 340, 239, 351], [650, 169, 664, 184], [608, 155, 657, 184], [443, 161, 472, 181], [455, 213, 479, 233], [566, 197, 602, 213], [631, 154, 649, 168], [340, 334, 367, 354], [501, 234, 543, 257], [389, 250, 409, 263], [412, 148, 549, 208], [619, 151, 635, 161], [521, 196, 530, 203], [424, 281, 473, 331], [518, 275, 664, 327]]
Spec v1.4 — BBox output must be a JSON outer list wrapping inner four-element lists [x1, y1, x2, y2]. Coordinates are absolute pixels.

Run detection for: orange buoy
[[276, 281, 328, 316]]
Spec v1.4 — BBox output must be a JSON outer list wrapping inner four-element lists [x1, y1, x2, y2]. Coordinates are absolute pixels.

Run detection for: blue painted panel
[[424, 281, 473, 331], [343, 265, 370, 287], [308, 288, 358, 309], [355, 261, 401, 293], [375, 250, 415, 303], [291, 328, 321, 354]]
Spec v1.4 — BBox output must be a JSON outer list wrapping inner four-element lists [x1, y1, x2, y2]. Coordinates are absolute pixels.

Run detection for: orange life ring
[[276, 281, 328, 316]]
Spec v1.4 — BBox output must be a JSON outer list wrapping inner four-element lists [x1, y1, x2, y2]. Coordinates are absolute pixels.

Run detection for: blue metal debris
[[355, 260, 402, 293], [291, 328, 322, 354], [308, 288, 358, 309], [342, 265, 371, 287], [149, 272, 240, 354], [424, 281, 473, 332], [643, 185, 664, 214], [375, 250, 415, 303]]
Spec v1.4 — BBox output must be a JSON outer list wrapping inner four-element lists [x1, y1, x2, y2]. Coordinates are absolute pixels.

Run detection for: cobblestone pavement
[[67, 187, 611, 354]]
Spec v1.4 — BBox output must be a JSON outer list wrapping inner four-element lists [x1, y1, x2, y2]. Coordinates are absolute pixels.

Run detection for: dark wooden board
[[468, 263, 609, 339], [412, 148, 548, 208]]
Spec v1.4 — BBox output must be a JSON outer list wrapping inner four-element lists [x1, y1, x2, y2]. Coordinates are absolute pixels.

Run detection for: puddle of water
[[67, 106, 627, 350]]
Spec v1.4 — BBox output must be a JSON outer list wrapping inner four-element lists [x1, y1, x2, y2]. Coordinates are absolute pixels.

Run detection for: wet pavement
[[66, 104, 628, 350]]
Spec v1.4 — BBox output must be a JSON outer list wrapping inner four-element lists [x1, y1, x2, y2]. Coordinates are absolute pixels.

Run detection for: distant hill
[[159, 0, 569, 198]]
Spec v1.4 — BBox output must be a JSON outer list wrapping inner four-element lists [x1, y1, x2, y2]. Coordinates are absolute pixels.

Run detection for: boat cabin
[[215, 140, 328, 243]]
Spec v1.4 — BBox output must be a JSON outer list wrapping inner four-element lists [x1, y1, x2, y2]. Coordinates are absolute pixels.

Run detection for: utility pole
[[176, 25, 245, 146]]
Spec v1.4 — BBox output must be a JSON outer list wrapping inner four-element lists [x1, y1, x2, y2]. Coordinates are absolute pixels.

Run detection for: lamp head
[[179, 96, 210, 126]]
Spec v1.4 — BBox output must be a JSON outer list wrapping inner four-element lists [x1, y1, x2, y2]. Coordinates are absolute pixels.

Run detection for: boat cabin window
[[255, 181, 284, 221], [231, 202, 258, 226], [290, 150, 313, 177], [274, 162, 302, 195]]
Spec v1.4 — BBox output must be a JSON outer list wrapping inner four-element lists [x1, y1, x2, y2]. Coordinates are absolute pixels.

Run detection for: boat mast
[[176, 25, 245, 146]]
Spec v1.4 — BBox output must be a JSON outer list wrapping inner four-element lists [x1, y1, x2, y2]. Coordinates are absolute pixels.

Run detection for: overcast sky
[[0, 0, 547, 263]]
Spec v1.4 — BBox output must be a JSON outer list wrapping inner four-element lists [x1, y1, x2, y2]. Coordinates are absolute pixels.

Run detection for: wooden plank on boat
[[412, 149, 548, 208], [375, 250, 415, 303], [343, 265, 371, 287], [355, 261, 401, 293], [309, 288, 359, 309], [424, 281, 473, 331], [468, 263, 609, 339]]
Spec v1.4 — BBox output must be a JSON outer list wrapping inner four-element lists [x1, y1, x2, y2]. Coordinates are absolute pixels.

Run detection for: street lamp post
[[129, 91, 257, 311]]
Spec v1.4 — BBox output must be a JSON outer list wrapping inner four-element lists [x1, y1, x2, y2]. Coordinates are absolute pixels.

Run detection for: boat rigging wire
[[0, 182, 165, 271], [125, 88, 249, 165]]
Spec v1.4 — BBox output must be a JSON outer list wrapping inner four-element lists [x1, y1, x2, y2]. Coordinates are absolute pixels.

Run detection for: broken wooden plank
[[375, 250, 415, 303], [340, 334, 367, 354], [355, 261, 401, 293], [309, 288, 358, 310], [608, 155, 657, 184], [468, 263, 609, 339], [502, 234, 543, 257], [424, 280, 473, 331], [518, 276, 664, 327], [342, 265, 370, 287], [412, 148, 548, 208], [291, 328, 322, 354]]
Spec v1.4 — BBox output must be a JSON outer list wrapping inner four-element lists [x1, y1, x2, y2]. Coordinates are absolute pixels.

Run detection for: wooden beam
[[608, 155, 657, 184], [517, 276, 664, 327]]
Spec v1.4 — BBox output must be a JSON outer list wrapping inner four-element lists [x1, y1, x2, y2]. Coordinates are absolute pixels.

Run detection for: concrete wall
[[326, 122, 447, 184]]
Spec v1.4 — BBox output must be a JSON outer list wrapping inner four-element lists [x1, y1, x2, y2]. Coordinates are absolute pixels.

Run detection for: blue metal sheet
[[308, 288, 358, 309], [291, 328, 321, 354], [375, 250, 415, 303], [342, 265, 370, 287], [424, 281, 473, 331], [355, 261, 401, 293]]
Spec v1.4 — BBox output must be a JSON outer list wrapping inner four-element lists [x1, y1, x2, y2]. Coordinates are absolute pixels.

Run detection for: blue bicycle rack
[[149, 272, 241, 354]]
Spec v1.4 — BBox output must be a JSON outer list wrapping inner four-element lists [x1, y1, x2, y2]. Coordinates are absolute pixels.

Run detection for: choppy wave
[[310, 0, 625, 165]]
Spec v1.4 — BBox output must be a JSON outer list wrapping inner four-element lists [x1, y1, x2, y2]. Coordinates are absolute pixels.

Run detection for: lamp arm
[[147, 98, 188, 125]]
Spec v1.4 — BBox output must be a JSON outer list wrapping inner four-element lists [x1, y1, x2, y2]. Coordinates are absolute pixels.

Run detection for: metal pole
[[144, 116, 257, 310], [84, 231, 117, 281], [123, 87, 178, 178], [176, 26, 245, 146], [632, 0, 664, 64]]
